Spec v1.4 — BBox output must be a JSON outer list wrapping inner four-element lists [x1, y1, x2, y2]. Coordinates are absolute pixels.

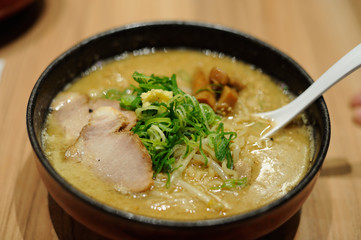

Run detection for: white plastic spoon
[[256, 43, 361, 138]]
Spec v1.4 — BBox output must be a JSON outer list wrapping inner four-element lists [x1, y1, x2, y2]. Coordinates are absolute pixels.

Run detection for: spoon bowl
[[257, 43, 361, 138]]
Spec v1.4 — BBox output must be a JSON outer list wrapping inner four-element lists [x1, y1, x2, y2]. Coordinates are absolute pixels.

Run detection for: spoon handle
[[261, 43, 361, 138]]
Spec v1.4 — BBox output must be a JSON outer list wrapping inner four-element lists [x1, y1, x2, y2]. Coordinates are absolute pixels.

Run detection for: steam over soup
[[42, 50, 314, 220]]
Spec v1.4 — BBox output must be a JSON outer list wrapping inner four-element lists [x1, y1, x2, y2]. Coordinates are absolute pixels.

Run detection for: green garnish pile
[[104, 72, 237, 179]]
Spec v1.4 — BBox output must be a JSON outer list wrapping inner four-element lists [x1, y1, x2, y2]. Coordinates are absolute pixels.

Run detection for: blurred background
[[0, 0, 360, 239]]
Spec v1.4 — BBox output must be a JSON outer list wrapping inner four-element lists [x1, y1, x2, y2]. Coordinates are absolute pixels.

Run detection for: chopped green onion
[[104, 72, 237, 178], [211, 177, 247, 190]]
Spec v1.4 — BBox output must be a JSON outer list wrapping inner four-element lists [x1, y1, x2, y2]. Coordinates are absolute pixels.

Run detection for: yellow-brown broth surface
[[42, 50, 313, 220]]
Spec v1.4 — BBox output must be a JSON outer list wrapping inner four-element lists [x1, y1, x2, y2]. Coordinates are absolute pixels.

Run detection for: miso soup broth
[[42, 49, 314, 220]]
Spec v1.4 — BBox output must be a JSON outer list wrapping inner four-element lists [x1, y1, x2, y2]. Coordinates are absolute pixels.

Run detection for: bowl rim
[[26, 20, 330, 228]]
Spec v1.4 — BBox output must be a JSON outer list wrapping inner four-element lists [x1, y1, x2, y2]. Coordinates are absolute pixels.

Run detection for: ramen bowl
[[26, 21, 330, 239]]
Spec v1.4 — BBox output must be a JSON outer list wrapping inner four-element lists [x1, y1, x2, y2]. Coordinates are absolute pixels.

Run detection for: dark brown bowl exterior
[[27, 21, 330, 240]]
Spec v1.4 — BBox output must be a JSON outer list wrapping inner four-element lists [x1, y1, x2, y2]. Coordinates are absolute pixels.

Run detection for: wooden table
[[1, 0, 360, 239]]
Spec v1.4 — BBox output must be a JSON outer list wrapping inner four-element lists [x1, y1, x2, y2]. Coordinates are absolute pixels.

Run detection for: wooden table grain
[[1, 0, 360, 239]]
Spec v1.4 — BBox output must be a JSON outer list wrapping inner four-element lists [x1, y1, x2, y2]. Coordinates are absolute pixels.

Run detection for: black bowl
[[26, 21, 330, 239]]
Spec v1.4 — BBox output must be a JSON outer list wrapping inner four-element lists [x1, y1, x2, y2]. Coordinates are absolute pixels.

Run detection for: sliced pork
[[65, 106, 153, 193], [90, 98, 137, 131], [51, 92, 90, 140], [50, 92, 137, 140]]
